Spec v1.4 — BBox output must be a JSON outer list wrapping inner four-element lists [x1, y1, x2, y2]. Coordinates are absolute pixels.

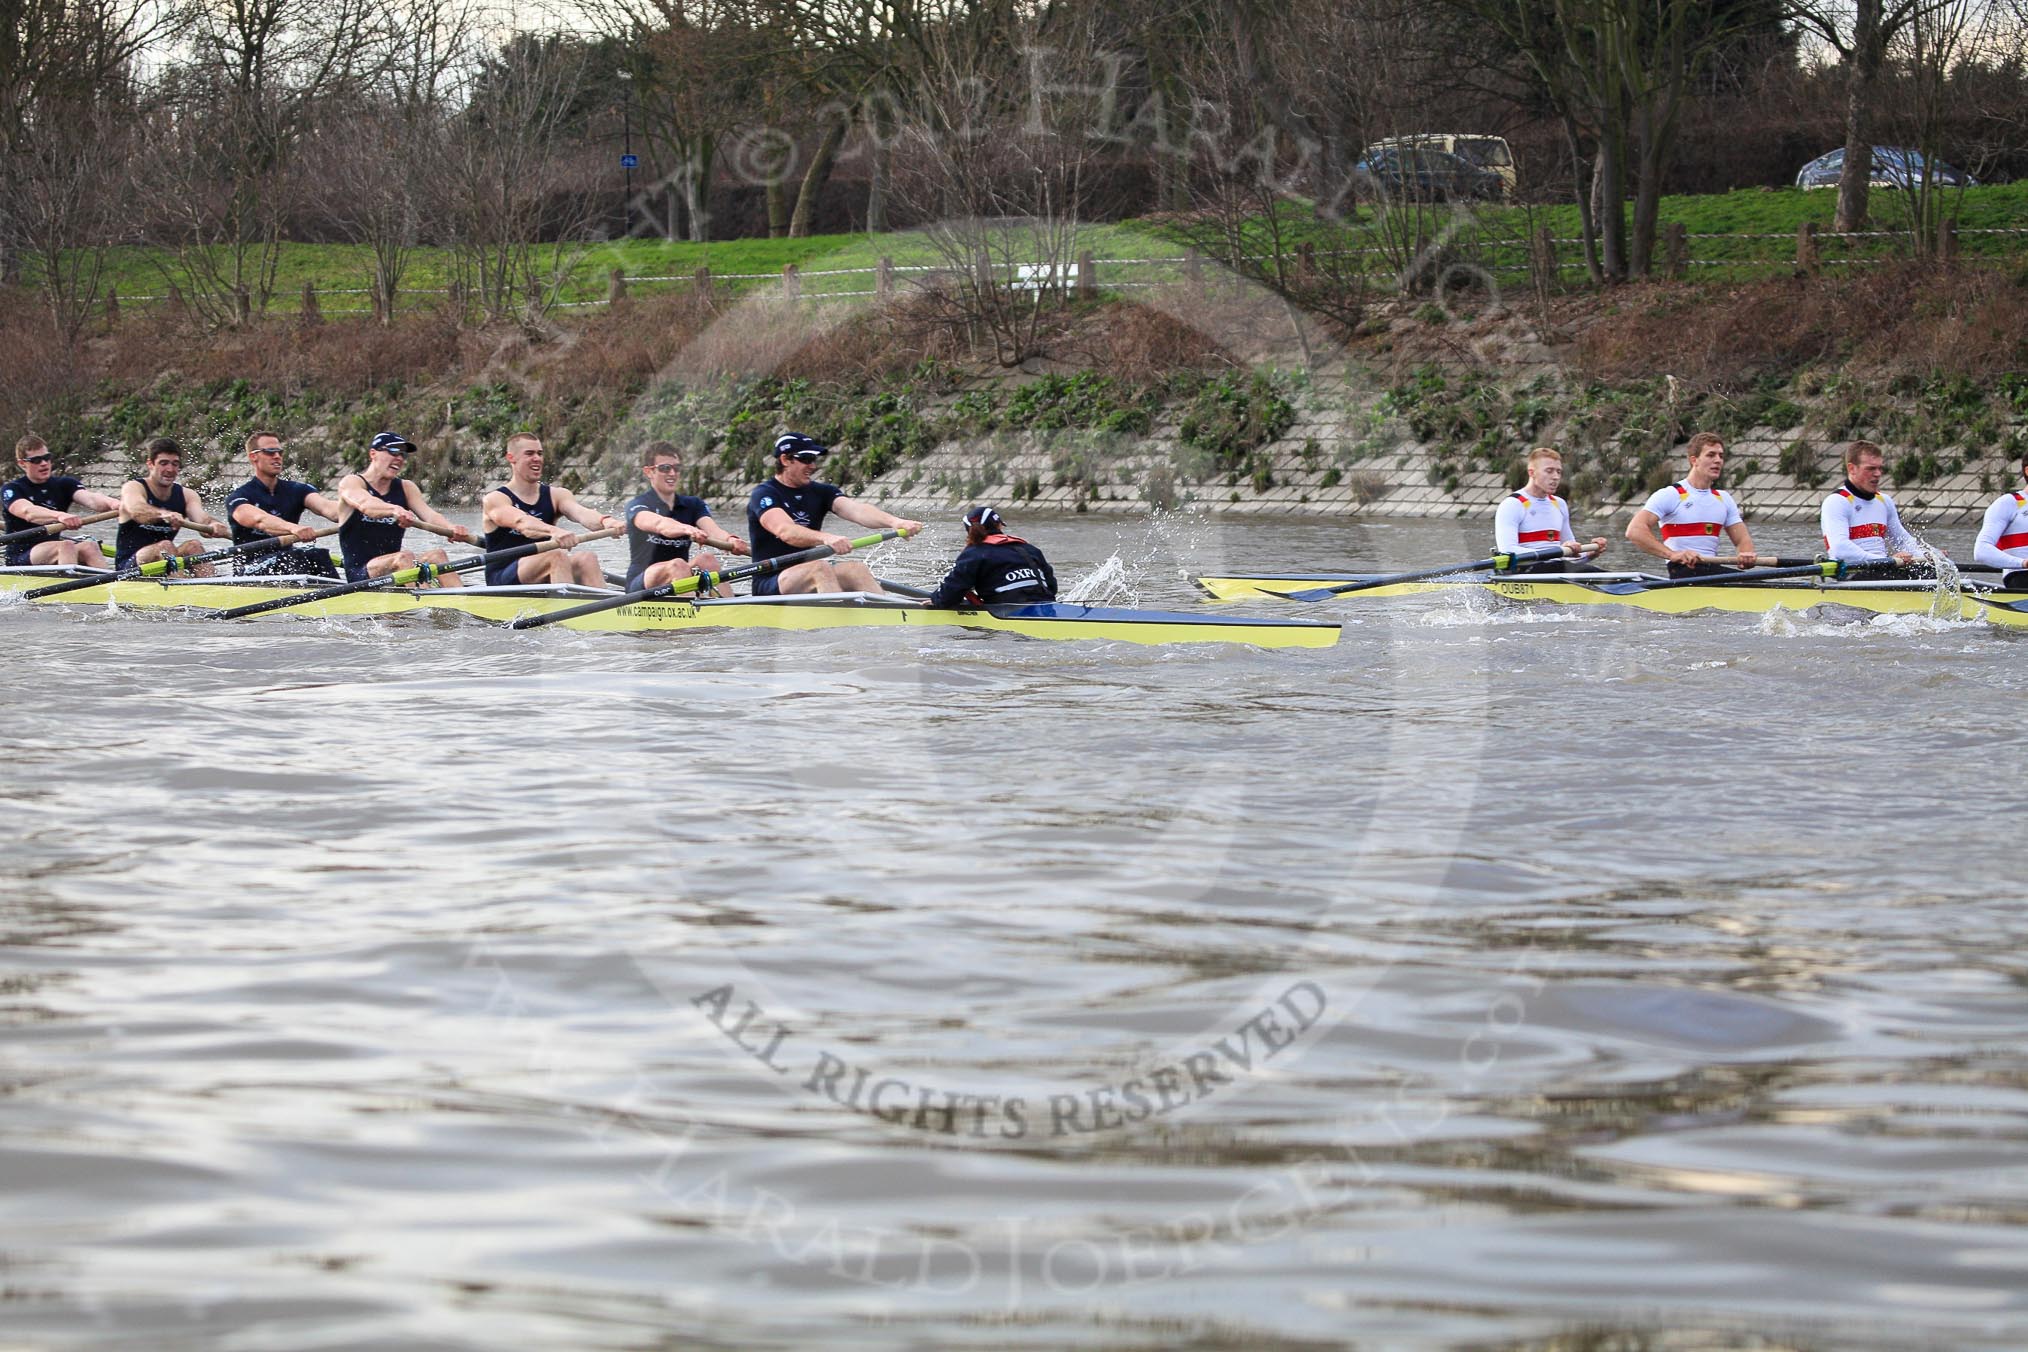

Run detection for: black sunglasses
[[649, 462, 682, 473], [21, 454, 52, 465], [787, 450, 824, 464]]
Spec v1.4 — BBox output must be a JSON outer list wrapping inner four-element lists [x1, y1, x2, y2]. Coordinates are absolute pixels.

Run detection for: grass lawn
[[57, 181, 2028, 316]]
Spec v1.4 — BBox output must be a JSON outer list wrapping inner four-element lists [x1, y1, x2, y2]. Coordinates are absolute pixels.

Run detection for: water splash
[[1062, 553, 1138, 605]]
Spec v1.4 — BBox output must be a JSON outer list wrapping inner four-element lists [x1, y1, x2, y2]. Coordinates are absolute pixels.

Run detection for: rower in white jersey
[[1492, 447, 1608, 574], [1820, 440, 1920, 569], [1972, 447, 2028, 571], [1625, 431, 1761, 577]]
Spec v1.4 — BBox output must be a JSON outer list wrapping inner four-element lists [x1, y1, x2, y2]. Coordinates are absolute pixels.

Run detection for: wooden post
[[1184, 249, 1203, 293], [877, 255, 894, 300], [1796, 220, 1818, 276], [1297, 242, 1317, 279], [165, 284, 186, 323], [232, 284, 250, 327], [299, 280, 321, 326], [1664, 222, 1687, 280], [693, 265, 711, 300], [103, 285, 119, 330], [1939, 216, 1958, 263], [446, 280, 466, 325], [1077, 250, 1096, 299], [608, 267, 628, 307], [782, 263, 800, 300]]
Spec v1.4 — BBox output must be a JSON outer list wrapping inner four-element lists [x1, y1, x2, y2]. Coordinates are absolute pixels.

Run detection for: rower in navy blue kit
[[622, 440, 748, 593], [335, 432, 473, 584], [115, 438, 229, 573], [480, 433, 621, 587], [4, 434, 119, 569], [745, 433, 921, 596], [224, 430, 341, 577], [928, 506, 1057, 609]]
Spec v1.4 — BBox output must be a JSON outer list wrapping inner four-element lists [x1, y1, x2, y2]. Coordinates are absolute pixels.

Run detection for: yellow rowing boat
[[1, 569, 1340, 649]]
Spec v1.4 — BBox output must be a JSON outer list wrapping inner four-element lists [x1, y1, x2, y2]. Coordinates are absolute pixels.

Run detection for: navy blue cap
[[370, 432, 415, 454], [963, 505, 1003, 531], [773, 433, 828, 461]]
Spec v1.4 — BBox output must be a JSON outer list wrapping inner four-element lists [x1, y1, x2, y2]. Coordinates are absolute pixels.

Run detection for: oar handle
[[0, 508, 119, 547]]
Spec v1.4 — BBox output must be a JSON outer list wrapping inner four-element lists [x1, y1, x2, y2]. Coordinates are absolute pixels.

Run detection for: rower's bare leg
[[692, 549, 730, 598], [172, 539, 215, 578], [567, 551, 604, 587], [366, 549, 419, 580], [28, 539, 108, 570], [420, 547, 464, 588], [829, 560, 881, 593], [778, 560, 843, 594]]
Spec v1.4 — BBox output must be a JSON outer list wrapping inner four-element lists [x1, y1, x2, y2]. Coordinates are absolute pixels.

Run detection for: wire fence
[[76, 215, 2028, 324]]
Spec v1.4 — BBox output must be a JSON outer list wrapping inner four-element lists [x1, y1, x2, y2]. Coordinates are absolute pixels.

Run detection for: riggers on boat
[[1193, 569, 2028, 627], [0, 568, 1340, 649]]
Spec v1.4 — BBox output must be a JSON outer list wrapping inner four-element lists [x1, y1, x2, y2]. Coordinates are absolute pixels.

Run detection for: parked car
[[1350, 147, 1505, 203], [1796, 146, 1977, 190], [1364, 134, 1517, 198]]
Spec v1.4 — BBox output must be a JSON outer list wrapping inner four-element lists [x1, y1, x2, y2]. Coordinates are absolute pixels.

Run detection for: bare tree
[[11, 102, 135, 342], [1787, 0, 1958, 232], [442, 35, 603, 323]]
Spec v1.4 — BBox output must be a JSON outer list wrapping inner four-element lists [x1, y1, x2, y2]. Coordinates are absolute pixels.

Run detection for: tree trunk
[[683, 136, 715, 243], [1835, 0, 1885, 233], [789, 115, 849, 238], [1566, 118, 1604, 287], [866, 127, 890, 235], [766, 172, 789, 239]]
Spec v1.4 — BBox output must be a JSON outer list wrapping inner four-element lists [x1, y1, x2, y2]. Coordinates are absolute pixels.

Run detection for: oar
[[1593, 561, 1840, 595], [210, 526, 622, 621], [511, 528, 910, 631], [1287, 546, 1566, 602], [0, 509, 117, 548], [25, 525, 342, 599], [875, 576, 935, 600]]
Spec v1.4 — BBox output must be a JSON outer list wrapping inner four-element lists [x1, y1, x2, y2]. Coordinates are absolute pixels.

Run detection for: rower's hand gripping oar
[[209, 526, 623, 621], [0, 508, 118, 549], [24, 524, 343, 599], [1592, 560, 1842, 596], [510, 528, 912, 631], [1286, 546, 1566, 602]]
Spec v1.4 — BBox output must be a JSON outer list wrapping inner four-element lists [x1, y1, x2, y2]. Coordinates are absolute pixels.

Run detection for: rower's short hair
[[1525, 446, 1562, 468], [143, 436, 181, 462], [640, 439, 680, 466], [1846, 439, 1886, 466], [1685, 431, 1725, 459], [505, 432, 542, 455], [15, 433, 47, 459], [244, 430, 279, 453]]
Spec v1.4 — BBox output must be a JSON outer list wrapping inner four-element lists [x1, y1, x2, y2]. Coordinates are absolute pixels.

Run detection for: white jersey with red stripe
[[1821, 486, 1918, 563], [1493, 491, 1574, 555], [1974, 490, 2028, 569], [1639, 482, 1741, 557]]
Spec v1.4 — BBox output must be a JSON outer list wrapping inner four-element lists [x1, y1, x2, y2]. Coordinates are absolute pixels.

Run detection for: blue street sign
[[619, 154, 639, 169]]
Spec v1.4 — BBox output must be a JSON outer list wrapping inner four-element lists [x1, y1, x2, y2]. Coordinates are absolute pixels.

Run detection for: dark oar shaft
[[511, 529, 910, 630], [24, 525, 343, 599], [211, 526, 621, 621], [0, 508, 118, 548], [1618, 562, 1839, 593], [1288, 546, 1566, 602]]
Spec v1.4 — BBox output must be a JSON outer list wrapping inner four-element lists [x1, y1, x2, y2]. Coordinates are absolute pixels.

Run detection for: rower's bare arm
[[759, 506, 830, 550], [1625, 510, 1666, 558], [407, 483, 471, 542], [832, 497, 922, 534], [696, 514, 749, 555], [636, 510, 699, 541], [304, 490, 342, 521], [77, 488, 120, 513], [554, 488, 622, 534], [10, 498, 66, 527], [1725, 523, 1759, 567], [120, 479, 169, 523], [182, 491, 229, 537]]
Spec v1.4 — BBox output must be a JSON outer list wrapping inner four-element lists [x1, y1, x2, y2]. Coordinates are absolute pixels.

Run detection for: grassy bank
[[41, 181, 2028, 315]]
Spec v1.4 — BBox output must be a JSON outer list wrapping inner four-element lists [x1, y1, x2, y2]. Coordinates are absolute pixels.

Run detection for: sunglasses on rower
[[649, 462, 682, 474], [21, 454, 52, 465]]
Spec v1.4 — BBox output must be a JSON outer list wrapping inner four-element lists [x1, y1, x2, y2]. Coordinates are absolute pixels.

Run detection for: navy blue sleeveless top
[[339, 476, 411, 580], [481, 484, 556, 555], [113, 479, 187, 570]]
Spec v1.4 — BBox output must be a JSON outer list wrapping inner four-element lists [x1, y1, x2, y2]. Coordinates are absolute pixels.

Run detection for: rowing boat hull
[[0, 572, 1339, 649], [1194, 572, 2028, 627]]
